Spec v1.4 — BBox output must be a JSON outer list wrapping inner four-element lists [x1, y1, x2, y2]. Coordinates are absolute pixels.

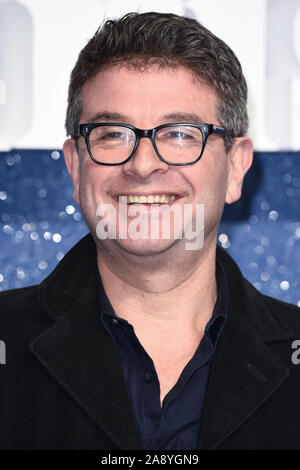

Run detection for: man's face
[[64, 65, 251, 257]]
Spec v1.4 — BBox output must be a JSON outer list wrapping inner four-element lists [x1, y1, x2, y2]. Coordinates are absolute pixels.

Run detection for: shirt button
[[110, 318, 120, 327], [144, 370, 153, 383]]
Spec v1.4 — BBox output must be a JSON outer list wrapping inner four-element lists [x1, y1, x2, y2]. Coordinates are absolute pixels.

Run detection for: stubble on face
[[74, 65, 230, 266]]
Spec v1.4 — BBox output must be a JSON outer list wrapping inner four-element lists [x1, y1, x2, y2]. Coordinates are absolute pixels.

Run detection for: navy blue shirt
[[96, 257, 228, 450]]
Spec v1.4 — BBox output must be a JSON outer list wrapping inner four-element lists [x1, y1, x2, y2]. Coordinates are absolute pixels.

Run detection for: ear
[[225, 137, 253, 204], [63, 138, 80, 205]]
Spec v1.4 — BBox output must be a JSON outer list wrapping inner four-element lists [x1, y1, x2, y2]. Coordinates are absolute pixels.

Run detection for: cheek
[[185, 157, 228, 196], [78, 173, 98, 205], [77, 161, 97, 205], [191, 161, 229, 217], [77, 162, 112, 205], [214, 164, 229, 196]]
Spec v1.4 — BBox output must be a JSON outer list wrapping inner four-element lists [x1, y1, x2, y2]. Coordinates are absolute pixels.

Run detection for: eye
[[90, 126, 135, 146], [167, 131, 194, 140], [157, 126, 202, 145], [97, 131, 126, 140]]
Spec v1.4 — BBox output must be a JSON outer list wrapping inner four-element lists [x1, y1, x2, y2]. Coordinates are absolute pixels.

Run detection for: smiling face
[[63, 65, 252, 258]]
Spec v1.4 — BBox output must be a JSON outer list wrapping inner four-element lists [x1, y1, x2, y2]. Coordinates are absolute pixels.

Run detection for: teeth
[[121, 194, 176, 204]]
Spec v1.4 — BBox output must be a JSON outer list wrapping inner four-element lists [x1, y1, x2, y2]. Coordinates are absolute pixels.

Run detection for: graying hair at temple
[[65, 11, 249, 151]]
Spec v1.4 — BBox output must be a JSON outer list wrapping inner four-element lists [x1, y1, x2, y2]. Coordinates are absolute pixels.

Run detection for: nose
[[122, 136, 168, 179]]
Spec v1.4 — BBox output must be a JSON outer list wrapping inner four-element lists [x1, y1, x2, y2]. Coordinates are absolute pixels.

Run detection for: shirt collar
[[95, 248, 228, 346]]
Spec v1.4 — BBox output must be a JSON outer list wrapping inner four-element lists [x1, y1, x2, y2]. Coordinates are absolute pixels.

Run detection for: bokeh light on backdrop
[[0, 0, 300, 305]]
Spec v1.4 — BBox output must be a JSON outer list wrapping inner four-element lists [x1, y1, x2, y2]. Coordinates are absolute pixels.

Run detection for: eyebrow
[[86, 111, 130, 122], [85, 111, 205, 124], [162, 112, 204, 122]]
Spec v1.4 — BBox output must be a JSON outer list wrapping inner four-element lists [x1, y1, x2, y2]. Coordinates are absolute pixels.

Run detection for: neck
[[96, 238, 218, 342]]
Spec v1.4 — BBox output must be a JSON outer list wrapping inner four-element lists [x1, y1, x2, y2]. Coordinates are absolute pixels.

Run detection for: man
[[0, 12, 300, 450]]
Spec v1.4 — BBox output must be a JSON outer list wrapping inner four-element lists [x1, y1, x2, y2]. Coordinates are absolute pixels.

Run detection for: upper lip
[[113, 192, 184, 197]]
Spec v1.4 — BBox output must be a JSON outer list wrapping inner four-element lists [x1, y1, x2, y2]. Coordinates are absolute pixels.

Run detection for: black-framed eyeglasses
[[75, 122, 233, 166]]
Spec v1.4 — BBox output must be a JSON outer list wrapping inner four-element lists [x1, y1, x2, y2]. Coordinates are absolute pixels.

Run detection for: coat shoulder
[[0, 284, 40, 319], [244, 276, 300, 332], [0, 284, 53, 348]]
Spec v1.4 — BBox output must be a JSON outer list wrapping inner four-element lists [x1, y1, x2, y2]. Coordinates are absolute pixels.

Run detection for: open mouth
[[114, 194, 182, 204]]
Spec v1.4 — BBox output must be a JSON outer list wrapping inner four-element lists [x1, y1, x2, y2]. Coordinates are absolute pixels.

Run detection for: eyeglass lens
[[88, 125, 204, 164]]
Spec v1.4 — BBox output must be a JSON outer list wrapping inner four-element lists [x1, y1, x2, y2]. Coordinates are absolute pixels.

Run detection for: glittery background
[[0, 149, 299, 306]]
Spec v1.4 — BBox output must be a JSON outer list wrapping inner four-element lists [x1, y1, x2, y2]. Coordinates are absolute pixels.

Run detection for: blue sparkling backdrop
[[0, 149, 299, 306]]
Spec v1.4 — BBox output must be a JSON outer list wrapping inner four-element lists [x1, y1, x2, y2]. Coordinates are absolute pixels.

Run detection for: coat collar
[[30, 233, 294, 450], [31, 233, 142, 450], [198, 246, 294, 449]]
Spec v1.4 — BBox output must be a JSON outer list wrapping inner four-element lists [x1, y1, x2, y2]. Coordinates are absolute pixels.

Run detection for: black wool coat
[[0, 233, 300, 450]]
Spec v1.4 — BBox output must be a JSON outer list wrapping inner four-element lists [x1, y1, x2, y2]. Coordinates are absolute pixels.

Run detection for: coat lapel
[[29, 234, 294, 450], [30, 234, 141, 450], [197, 247, 294, 449]]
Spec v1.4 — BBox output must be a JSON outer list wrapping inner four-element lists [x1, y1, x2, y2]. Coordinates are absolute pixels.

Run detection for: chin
[[113, 236, 179, 257]]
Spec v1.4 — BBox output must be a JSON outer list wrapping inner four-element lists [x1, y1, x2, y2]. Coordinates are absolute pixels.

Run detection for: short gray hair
[[65, 12, 248, 151]]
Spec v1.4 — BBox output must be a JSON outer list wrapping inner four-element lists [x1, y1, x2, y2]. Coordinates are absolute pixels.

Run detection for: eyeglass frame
[[75, 122, 234, 166]]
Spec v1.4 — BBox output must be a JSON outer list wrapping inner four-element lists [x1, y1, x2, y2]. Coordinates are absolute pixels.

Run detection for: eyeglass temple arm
[[211, 125, 233, 136], [73, 126, 82, 139]]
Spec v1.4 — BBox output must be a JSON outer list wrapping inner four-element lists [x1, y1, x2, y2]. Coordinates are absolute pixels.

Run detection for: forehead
[[81, 65, 219, 125]]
